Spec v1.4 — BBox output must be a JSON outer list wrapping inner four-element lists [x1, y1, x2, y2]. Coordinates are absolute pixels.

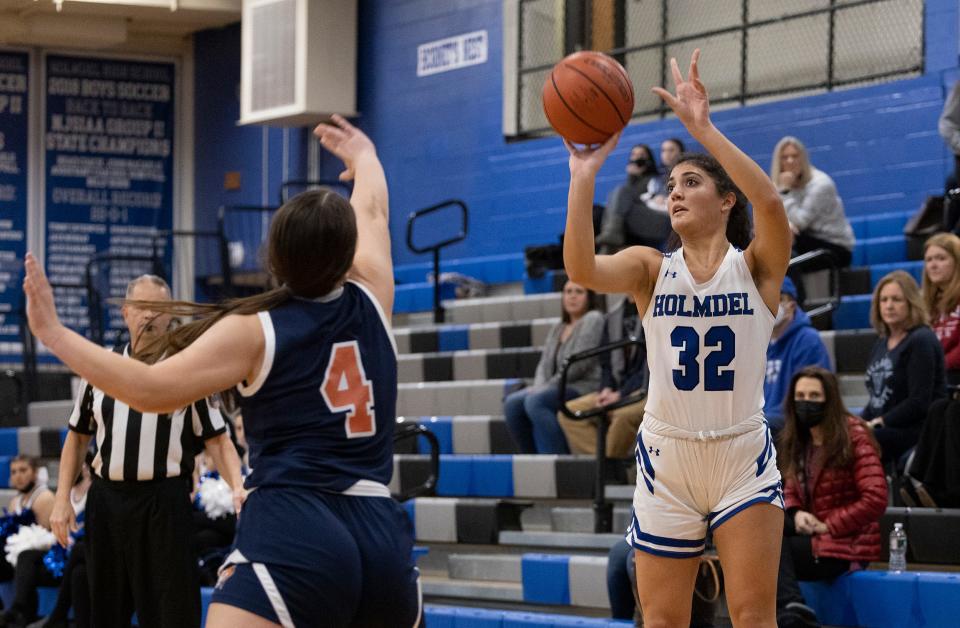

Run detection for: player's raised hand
[[652, 49, 711, 137], [564, 131, 621, 178], [313, 114, 377, 182], [22, 253, 65, 351]]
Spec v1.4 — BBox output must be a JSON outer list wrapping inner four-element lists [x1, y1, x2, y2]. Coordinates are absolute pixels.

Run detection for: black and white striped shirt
[[68, 345, 226, 482]]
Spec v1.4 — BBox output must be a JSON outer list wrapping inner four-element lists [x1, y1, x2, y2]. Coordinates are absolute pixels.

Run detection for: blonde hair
[[922, 232, 960, 320], [870, 271, 928, 336], [770, 136, 814, 188]]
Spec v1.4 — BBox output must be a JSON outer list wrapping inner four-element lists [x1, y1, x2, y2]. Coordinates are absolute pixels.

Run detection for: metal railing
[[788, 248, 841, 320], [406, 200, 469, 324], [559, 336, 646, 533], [393, 421, 441, 502]]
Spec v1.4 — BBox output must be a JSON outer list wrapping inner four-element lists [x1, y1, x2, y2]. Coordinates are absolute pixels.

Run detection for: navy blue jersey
[[238, 281, 397, 493]]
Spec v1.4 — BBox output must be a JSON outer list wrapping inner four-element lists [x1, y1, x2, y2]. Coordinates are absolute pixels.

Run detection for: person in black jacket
[[862, 271, 947, 468], [558, 294, 648, 458]]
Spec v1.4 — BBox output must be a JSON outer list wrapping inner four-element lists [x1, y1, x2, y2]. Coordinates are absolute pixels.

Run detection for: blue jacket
[[764, 308, 832, 431]]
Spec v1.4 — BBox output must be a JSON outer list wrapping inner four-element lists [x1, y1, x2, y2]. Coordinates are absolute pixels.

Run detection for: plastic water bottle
[[888, 523, 907, 572]]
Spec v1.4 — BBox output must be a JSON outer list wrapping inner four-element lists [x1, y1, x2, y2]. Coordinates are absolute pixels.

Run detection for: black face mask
[[631, 158, 649, 169], [794, 400, 826, 428]]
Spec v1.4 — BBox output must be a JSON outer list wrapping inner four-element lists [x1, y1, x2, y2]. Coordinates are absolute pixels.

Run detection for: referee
[[50, 275, 244, 628]]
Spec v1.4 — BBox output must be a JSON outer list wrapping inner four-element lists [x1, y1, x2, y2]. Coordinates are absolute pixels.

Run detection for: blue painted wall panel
[[192, 0, 959, 267]]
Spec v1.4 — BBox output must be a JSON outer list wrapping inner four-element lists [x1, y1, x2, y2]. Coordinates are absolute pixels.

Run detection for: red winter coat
[[783, 417, 888, 563]]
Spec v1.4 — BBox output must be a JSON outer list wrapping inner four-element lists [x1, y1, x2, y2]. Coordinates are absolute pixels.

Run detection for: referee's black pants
[[86, 476, 201, 628]]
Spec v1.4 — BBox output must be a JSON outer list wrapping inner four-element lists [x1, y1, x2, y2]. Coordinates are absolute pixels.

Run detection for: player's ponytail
[[130, 188, 358, 363]]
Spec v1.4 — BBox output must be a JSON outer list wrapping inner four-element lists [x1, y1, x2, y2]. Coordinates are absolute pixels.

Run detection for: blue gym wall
[[193, 0, 959, 270], [193, 22, 308, 279]]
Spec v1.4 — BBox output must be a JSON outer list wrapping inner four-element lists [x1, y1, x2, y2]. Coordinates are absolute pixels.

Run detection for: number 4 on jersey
[[320, 341, 376, 438]]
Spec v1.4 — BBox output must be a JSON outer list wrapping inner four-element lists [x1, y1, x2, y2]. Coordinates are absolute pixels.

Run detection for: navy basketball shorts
[[212, 487, 422, 627], [627, 418, 783, 558]]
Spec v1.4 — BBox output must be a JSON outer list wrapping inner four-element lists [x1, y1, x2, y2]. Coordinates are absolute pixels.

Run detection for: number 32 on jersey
[[320, 341, 376, 438], [671, 325, 735, 391]]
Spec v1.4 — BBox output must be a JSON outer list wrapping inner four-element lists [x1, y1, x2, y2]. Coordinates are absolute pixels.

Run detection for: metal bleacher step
[[551, 506, 633, 534], [421, 574, 524, 603], [498, 530, 623, 550], [448, 553, 522, 582], [397, 380, 507, 417], [604, 485, 635, 502], [28, 400, 74, 429], [442, 292, 561, 325]]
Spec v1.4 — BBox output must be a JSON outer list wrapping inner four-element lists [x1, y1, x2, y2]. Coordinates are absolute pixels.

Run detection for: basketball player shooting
[[562, 50, 792, 627]]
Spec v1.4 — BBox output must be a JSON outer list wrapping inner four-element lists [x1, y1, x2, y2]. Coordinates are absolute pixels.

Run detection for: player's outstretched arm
[[22, 253, 263, 413], [563, 134, 660, 303], [653, 49, 791, 308], [314, 115, 394, 320]]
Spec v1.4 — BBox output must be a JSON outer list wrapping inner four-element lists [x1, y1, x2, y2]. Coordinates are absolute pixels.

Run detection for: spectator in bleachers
[[771, 136, 855, 268], [776, 366, 887, 628], [922, 233, 960, 384], [862, 271, 946, 468], [558, 294, 647, 458], [939, 81, 960, 195], [595, 144, 669, 252], [504, 280, 604, 454], [0, 457, 55, 624], [13, 464, 91, 628], [764, 277, 832, 433], [648, 137, 686, 212], [5, 457, 54, 530]]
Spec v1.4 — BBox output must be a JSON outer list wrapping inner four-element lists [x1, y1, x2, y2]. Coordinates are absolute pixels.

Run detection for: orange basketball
[[542, 51, 634, 145]]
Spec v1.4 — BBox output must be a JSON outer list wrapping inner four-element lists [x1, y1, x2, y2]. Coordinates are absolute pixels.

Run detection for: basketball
[[542, 51, 635, 145]]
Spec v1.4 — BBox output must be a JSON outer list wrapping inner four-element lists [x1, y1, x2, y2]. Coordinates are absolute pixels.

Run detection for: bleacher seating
[[18, 202, 960, 624], [387, 232, 960, 623]]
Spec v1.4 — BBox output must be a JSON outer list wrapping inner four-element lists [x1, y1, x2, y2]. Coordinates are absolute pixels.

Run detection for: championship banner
[[44, 55, 174, 346], [0, 51, 29, 363]]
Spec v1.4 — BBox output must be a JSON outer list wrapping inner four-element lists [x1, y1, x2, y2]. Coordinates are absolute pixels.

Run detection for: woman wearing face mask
[[775, 366, 887, 628]]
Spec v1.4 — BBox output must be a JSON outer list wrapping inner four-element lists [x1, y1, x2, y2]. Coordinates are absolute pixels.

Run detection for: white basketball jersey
[[641, 245, 775, 432]]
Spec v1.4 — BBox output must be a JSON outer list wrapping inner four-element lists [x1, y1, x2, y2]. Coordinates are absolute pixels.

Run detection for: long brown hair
[[922, 232, 960, 320], [664, 153, 753, 252], [133, 189, 358, 363], [777, 366, 877, 480], [560, 280, 600, 324]]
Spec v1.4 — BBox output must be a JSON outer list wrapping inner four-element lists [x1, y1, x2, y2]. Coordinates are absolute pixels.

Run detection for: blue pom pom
[[43, 545, 67, 579]]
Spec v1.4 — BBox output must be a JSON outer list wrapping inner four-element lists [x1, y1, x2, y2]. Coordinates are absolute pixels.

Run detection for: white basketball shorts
[[626, 415, 783, 558]]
